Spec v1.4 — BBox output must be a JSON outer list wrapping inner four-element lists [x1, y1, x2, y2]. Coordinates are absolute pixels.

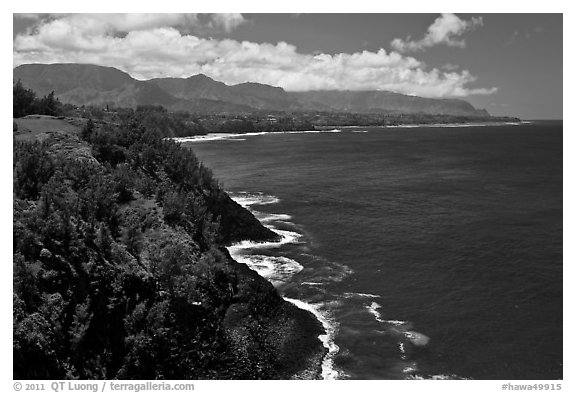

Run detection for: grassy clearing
[[13, 115, 83, 142]]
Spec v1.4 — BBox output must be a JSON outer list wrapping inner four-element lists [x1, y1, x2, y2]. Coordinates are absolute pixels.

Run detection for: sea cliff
[[13, 114, 326, 379]]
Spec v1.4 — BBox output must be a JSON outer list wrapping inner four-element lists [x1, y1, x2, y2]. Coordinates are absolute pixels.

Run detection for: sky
[[12, 13, 563, 119]]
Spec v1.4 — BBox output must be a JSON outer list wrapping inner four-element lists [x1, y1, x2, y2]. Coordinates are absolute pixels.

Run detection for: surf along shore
[[223, 192, 339, 379]]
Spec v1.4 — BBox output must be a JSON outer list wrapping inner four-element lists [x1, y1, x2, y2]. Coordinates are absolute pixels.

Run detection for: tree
[[13, 141, 56, 200], [81, 118, 95, 141], [34, 91, 61, 116], [13, 79, 36, 118]]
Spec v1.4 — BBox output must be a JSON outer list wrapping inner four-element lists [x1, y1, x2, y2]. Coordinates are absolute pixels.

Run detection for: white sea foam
[[228, 227, 302, 254], [366, 301, 385, 323], [172, 133, 251, 143], [270, 227, 302, 244], [353, 292, 380, 298], [172, 129, 343, 143], [402, 365, 418, 374], [231, 192, 294, 230], [403, 331, 430, 346], [408, 374, 469, 380], [284, 297, 341, 380], [385, 319, 408, 326], [366, 302, 409, 326], [229, 192, 280, 208], [368, 304, 428, 345], [399, 342, 407, 359], [258, 213, 293, 223], [232, 254, 303, 286], [343, 292, 381, 299], [281, 129, 342, 134]]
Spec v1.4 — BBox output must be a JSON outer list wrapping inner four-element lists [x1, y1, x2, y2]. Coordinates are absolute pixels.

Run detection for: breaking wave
[[173, 129, 343, 143], [226, 190, 343, 379], [231, 254, 303, 286], [284, 297, 341, 380]]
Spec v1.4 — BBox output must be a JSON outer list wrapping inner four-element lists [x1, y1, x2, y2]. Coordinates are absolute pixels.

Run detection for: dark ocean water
[[182, 121, 563, 380]]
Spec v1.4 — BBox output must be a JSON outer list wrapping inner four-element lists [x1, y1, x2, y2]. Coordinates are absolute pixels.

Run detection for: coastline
[[172, 129, 343, 143], [316, 120, 525, 129], [172, 120, 528, 143], [220, 247, 328, 379], [223, 192, 336, 379]]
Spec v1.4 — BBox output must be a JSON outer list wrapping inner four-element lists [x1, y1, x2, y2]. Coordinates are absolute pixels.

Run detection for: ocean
[[181, 121, 563, 380]]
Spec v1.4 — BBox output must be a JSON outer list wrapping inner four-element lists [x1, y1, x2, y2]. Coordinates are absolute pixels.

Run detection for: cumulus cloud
[[13, 14, 496, 98], [391, 13, 483, 52]]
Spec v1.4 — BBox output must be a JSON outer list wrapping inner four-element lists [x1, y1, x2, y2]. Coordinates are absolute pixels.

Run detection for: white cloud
[[391, 13, 483, 52], [14, 13, 244, 35], [13, 14, 496, 98], [209, 14, 246, 33]]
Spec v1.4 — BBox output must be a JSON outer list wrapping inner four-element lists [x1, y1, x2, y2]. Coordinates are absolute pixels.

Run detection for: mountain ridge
[[14, 63, 490, 116]]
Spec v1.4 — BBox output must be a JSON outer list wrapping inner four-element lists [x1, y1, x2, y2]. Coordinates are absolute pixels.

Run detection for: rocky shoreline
[[220, 248, 327, 379]]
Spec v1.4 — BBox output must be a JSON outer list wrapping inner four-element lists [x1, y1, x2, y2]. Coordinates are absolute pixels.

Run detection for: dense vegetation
[[76, 105, 317, 138], [76, 104, 519, 138], [13, 101, 323, 379], [308, 111, 521, 127], [13, 79, 71, 118]]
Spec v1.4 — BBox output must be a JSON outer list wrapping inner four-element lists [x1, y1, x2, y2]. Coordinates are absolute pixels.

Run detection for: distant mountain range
[[14, 63, 490, 117]]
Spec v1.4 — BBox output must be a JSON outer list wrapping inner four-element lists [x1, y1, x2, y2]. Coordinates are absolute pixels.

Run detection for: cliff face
[[13, 113, 324, 379], [206, 190, 280, 245], [14, 63, 490, 116]]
